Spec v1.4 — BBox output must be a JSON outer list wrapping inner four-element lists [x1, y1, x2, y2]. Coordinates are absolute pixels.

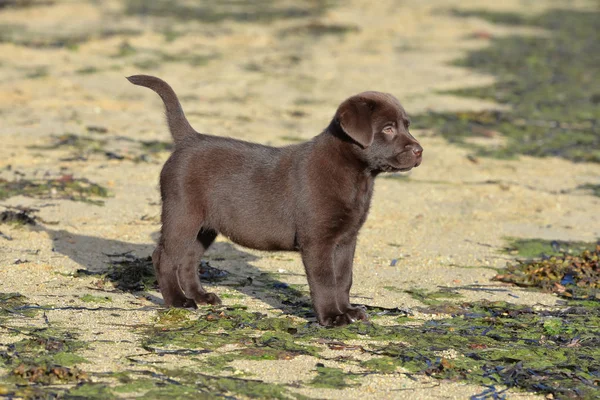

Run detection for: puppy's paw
[[182, 298, 198, 309], [331, 313, 354, 327], [320, 308, 369, 327], [166, 296, 197, 309], [196, 292, 222, 305], [181, 298, 198, 309], [345, 306, 368, 322]]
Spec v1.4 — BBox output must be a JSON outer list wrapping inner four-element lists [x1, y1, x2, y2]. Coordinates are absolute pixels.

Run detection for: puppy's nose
[[409, 144, 423, 157]]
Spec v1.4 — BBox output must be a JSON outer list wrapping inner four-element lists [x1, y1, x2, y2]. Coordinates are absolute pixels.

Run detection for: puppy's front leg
[[302, 243, 357, 326], [334, 238, 368, 322]]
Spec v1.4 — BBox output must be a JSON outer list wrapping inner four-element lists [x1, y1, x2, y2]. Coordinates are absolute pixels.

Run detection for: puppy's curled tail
[[127, 75, 195, 143]]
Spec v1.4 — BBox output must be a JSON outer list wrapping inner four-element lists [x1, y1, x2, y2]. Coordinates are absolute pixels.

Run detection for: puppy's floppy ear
[[336, 97, 375, 148]]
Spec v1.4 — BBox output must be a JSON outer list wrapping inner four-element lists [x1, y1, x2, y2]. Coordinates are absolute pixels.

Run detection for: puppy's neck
[[322, 119, 378, 177]]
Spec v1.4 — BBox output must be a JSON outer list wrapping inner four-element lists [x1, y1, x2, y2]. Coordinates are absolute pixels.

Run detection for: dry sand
[[1, 0, 598, 398]]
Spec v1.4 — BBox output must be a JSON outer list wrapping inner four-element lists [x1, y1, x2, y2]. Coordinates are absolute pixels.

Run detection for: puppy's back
[[164, 135, 305, 251]]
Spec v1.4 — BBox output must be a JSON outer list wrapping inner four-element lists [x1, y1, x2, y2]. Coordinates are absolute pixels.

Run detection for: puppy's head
[[334, 91, 422, 172]]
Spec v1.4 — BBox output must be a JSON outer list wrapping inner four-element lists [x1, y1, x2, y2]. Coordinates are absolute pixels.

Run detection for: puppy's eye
[[383, 126, 394, 134]]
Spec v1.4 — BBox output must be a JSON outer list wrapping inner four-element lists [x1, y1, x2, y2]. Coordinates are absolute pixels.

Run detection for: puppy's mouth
[[383, 155, 422, 173], [380, 164, 414, 173]]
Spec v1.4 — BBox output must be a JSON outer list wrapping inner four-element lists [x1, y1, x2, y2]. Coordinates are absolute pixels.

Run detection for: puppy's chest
[[354, 179, 374, 222], [340, 178, 374, 232]]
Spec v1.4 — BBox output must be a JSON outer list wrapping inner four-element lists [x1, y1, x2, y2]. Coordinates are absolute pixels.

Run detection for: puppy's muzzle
[[406, 143, 423, 167]]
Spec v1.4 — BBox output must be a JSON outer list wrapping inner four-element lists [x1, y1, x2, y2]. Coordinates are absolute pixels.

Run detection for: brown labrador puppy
[[127, 75, 423, 326]]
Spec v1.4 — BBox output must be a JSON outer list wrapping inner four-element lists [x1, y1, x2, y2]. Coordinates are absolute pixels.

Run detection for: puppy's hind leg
[[152, 241, 195, 308], [158, 214, 208, 308], [176, 228, 221, 305]]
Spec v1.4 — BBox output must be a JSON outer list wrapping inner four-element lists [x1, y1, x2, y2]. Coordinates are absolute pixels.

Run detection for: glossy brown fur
[[127, 75, 423, 326]]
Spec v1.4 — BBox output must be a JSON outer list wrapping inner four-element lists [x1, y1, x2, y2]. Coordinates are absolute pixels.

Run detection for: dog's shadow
[[37, 226, 314, 318]]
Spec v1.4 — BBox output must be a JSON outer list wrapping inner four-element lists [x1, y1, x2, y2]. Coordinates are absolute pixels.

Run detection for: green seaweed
[[405, 288, 464, 306], [309, 365, 359, 389], [3, 293, 589, 399], [281, 22, 359, 37], [0, 209, 37, 226], [140, 140, 174, 153], [414, 9, 600, 163], [0, 1, 55, 10], [76, 66, 99, 75], [132, 51, 218, 70], [0, 297, 94, 396], [495, 243, 600, 300], [64, 383, 116, 399], [0, 24, 141, 48], [125, 0, 332, 24], [103, 255, 157, 292], [138, 384, 211, 400], [303, 301, 597, 398], [542, 317, 571, 336], [0, 176, 110, 205], [361, 356, 402, 373], [1, 366, 304, 400], [152, 367, 307, 399], [1, 328, 88, 385], [219, 293, 244, 299], [132, 58, 161, 70], [6, 331, 87, 365], [112, 38, 216, 67], [449, 9, 528, 26], [143, 307, 313, 353], [578, 183, 600, 197], [203, 346, 304, 374], [502, 237, 598, 258], [162, 28, 185, 43], [0, 292, 37, 319], [29, 133, 106, 152], [97, 256, 229, 293], [25, 66, 48, 79], [114, 40, 137, 57], [363, 301, 600, 398], [154, 308, 193, 325], [29, 133, 174, 162], [258, 330, 320, 356], [112, 378, 157, 394], [79, 294, 112, 303]]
